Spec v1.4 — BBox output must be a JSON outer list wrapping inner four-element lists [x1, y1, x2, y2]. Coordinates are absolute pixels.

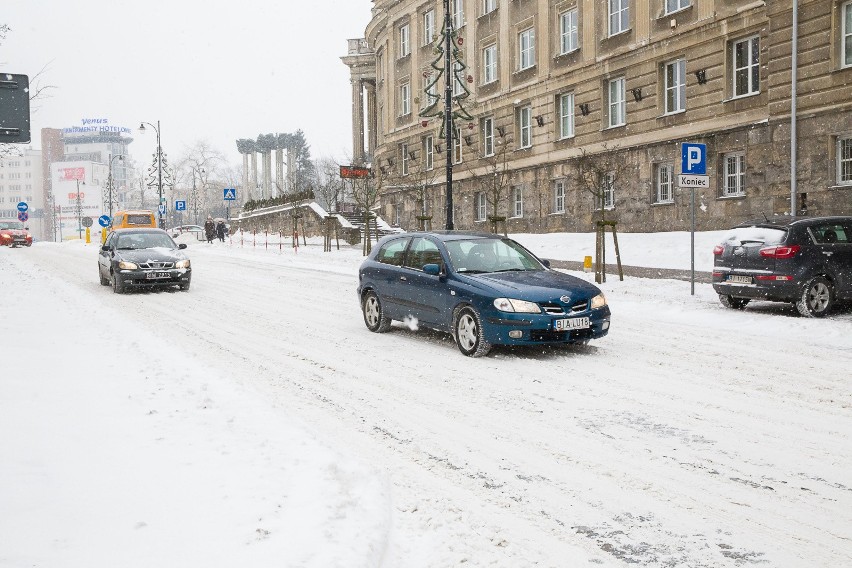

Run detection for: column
[[352, 78, 365, 163], [365, 80, 377, 162]]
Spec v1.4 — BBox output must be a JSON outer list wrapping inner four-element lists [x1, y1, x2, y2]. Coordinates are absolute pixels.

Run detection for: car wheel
[[99, 266, 109, 286], [179, 281, 191, 291], [454, 307, 492, 358], [112, 272, 125, 294], [362, 291, 392, 332], [796, 276, 834, 318], [719, 294, 749, 310]]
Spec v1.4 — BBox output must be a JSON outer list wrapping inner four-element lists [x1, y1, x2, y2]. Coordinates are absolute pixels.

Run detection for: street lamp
[[138, 120, 164, 228], [105, 153, 124, 218], [75, 178, 86, 239]]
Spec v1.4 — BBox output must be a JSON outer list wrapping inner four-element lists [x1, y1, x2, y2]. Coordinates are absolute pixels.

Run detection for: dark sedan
[[357, 231, 611, 357], [98, 228, 192, 294], [712, 216, 852, 317]]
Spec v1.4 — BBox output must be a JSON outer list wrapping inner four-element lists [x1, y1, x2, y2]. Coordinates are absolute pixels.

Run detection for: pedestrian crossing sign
[[223, 188, 236, 201]]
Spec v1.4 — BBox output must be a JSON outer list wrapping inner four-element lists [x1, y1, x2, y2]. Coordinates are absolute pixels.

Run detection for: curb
[[546, 259, 713, 284]]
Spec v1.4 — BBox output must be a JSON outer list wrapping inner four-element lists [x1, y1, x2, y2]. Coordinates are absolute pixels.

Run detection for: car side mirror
[[101, 244, 110, 252], [541, 259, 551, 268], [178, 243, 187, 250], [422, 263, 441, 275]]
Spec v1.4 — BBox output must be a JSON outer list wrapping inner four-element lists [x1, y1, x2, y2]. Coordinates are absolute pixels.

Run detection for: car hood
[[115, 247, 187, 263], [0, 229, 29, 237], [463, 269, 602, 302]]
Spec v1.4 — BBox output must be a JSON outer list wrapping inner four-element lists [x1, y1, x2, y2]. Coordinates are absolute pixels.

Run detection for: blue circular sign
[[18, 211, 29, 222], [17, 201, 28, 212], [98, 215, 111, 227]]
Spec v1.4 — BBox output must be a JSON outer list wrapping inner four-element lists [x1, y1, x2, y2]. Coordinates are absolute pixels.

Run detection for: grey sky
[[2, 0, 373, 168]]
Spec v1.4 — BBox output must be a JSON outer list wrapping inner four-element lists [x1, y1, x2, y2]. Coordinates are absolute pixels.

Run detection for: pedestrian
[[204, 215, 216, 244], [216, 220, 227, 242]]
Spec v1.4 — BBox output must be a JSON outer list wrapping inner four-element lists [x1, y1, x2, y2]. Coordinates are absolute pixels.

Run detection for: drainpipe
[[791, 0, 799, 217]]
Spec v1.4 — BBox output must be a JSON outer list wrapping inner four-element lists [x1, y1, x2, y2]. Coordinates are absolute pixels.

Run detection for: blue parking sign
[[175, 200, 187, 211], [681, 143, 707, 175]]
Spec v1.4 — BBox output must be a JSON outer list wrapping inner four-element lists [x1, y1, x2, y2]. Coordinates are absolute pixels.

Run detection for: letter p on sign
[[682, 143, 707, 175]]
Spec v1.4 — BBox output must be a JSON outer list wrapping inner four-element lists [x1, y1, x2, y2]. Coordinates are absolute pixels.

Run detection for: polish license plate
[[728, 274, 752, 284], [554, 317, 590, 331], [146, 271, 171, 279]]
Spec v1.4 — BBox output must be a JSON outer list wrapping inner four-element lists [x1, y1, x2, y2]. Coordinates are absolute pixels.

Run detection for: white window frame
[[483, 0, 496, 15], [553, 180, 566, 213], [560, 9, 578, 55], [843, 1, 852, 68], [401, 143, 410, 175], [453, 62, 465, 97], [400, 24, 410, 57], [603, 173, 615, 209], [483, 44, 497, 84], [482, 117, 495, 157], [558, 93, 575, 139], [608, 0, 629, 37], [665, 0, 690, 15], [518, 106, 532, 149], [511, 186, 524, 218], [400, 82, 411, 116], [838, 135, 852, 185], [655, 164, 674, 203], [665, 59, 686, 114], [424, 136, 434, 170], [723, 152, 746, 197], [423, 10, 435, 46], [733, 36, 760, 97], [452, 0, 465, 29], [475, 191, 487, 221], [519, 27, 536, 70], [608, 77, 626, 128], [453, 134, 463, 164]]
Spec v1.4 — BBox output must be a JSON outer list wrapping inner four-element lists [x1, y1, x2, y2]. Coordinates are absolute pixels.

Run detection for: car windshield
[[115, 232, 176, 250], [0, 221, 24, 230], [721, 226, 787, 246], [445, 238, 544, 274]]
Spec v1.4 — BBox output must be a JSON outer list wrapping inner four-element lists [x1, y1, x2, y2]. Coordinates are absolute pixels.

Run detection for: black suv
[[712, 216, 852, 317]]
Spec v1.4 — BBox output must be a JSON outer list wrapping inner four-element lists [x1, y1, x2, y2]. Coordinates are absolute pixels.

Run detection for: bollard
[[583, 255, 593, 273]]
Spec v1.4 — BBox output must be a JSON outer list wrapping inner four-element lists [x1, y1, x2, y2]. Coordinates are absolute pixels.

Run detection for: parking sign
[[681, 143, 707, 175]]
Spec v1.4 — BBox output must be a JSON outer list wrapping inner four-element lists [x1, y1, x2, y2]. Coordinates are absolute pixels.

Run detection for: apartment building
[[343, 0, 852, 232]]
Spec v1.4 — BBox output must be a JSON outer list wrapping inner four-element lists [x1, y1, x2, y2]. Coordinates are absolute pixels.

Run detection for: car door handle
[[399, 276, 407, 281]]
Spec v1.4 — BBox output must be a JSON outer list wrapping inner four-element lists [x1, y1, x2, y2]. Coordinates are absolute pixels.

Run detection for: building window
[[733, 36, 760, 97], [608, 77, 626, 128], [483, 44, 497, 84], [655, 164, 674, 203], [665, 59, 686, 114], [553, 180, 566, 213], [475, 192, 486, 221], [453, 63, 465, 97], [483, 0, 496, 15], [602, 173, 615, 209], [401, 143, 410, 175], [452, 0, 465, 29], [511, 186, 524, 218], [400, 82, 411, 116], [558, 93, 575, 139], [424, 136, 434, 170], [838, 136, 852, 185], [519, 27, 536, 70], [609, 0, 629, 36], [723, 153, 746, 196], [423, 10, 435, 46], [665, 0, 690, 14], [482, 117, 495, 156], [843, 2, 852, 68], [560, 9, 578, 54], [453, 135, 463, 164], [518, 106, 532, 149], [394, 203, 403, 226], [400, 24, 410, 57]]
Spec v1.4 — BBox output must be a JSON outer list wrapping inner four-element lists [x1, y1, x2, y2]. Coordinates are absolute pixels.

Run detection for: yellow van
[[110, 210, 157, 231]]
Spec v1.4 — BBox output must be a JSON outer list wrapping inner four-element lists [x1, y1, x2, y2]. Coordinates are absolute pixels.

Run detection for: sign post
[[679, 143, 708, 295], [223, 188, 236, 223]]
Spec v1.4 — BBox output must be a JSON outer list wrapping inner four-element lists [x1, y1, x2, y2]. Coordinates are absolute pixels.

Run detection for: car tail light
[[755, 275, 794, 281], [759, 245, 800, 259], [712, 271, 724, 278], [713, 245, 724, 256]]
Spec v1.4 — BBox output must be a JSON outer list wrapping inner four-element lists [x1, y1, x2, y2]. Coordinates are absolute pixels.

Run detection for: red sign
[[339, 165, 371, 179], [60, 167, 85, 181]]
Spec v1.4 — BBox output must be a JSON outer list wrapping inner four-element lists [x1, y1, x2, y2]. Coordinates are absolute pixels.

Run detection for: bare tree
[[350, 166, 387, 255], [467, 130, 511, 234], [387, 153, 440, 231], [314, 157, 345, 213]]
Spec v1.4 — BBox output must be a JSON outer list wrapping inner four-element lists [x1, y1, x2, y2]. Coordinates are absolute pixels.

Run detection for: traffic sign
[[17, 201, 28, 212], [82, 216, 93, 228], [175, 200, 187, 211], [678, 174, 710, 188], [223, 188, 236, 201], [158, 203, 166, 214], [98, 215, 111, 227], [681, 143, 707, 175], [17, 211, 28, 222]]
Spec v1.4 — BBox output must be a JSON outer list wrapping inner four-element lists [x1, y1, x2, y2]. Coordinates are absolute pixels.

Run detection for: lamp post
[[105, 153, 124, 219], [191, 166, 205, 225], [75, 178, 85, 239], [138, 120, 164, 228]]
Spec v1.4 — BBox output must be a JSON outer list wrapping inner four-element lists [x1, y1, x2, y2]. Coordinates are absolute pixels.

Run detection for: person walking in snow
[[204, 216, 216, 244], [216, 220, 227, 242]]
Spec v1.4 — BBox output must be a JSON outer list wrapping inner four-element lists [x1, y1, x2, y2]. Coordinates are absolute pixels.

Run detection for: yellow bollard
[[583, 255, 592, 272], [85, 227, 91, 244]]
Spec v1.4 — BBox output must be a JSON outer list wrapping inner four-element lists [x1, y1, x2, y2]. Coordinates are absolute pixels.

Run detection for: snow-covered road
[[2, 238, 851, 567]]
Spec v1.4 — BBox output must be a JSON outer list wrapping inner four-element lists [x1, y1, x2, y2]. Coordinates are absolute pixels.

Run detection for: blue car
[[357, 231, 611, 357]]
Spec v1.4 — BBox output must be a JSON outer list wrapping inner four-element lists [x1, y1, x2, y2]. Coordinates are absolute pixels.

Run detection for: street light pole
[[138, 120, 164, 228], [443, 0, 454, 230], [106, 153, 124, 219], [75, 178, 84, 239]]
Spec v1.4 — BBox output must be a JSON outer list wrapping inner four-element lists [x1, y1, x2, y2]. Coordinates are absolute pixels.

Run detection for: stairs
[[336, 211, 403, 240]]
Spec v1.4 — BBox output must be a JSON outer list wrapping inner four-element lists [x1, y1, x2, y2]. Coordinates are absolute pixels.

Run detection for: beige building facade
[[344, 0, 852, 232]]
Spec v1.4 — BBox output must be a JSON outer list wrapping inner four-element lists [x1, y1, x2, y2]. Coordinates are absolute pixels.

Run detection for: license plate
[[146, 271, 171, 279], [728, 274, 752, 284], [554, 317, 590, 331]]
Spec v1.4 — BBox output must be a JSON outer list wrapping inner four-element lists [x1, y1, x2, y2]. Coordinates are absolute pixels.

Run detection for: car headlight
[[493, 298, 542, 313], [175, 259, 190, 269], [118, 261, 138, 270], [591, 293, 607, 309]]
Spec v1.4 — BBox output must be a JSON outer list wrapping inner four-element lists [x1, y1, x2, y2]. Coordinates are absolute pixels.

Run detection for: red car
[[0, 220, 33, 247]]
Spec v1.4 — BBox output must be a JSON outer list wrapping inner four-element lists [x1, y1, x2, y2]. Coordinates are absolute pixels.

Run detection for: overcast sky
[[2, 0, 373, 168]]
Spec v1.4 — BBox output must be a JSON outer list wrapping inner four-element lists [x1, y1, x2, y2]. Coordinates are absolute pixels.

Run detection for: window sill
[[718, 194, 746, 200], [652, 200, 675, 206], [557, 135, 575, 141], [555, 48, 580, 59], [660, 6, 691, 18], [723, 91, 760, 103], [479, 9, 498, 19], [606, 29, 631, 40], [549, 211, 566, 216], [603, 123, 626, 131], [515, 65, 537, 74], [660, 109, 686, 118], [828, 183, 852, 190]]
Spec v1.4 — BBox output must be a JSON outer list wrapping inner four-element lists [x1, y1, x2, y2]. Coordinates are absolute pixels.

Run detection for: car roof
[[111, 228, 170, 235], [379, 230, 505, 244], [735, 215, 852, 229]]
